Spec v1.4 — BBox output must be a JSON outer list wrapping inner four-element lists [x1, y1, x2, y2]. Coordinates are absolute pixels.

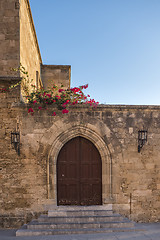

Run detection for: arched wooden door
[[57, 136, 102, 205]]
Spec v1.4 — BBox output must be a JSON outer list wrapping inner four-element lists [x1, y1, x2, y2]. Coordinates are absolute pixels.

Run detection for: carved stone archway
[[47, 124, 113, 205]]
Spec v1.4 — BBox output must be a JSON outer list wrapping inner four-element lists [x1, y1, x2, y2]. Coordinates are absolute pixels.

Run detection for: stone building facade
[[0, 0, 70, 93], [0, 0, 160, 228]]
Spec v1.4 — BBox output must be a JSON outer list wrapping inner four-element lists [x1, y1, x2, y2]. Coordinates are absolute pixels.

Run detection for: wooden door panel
[[80, 139, 92, 161], [80, 184, 101, 205], [80, 164, 91, 178], [58, 184, 79, 205], [67, 164, 78, 178], [91, 164, 101, 178], [57, 136, 102, 205]]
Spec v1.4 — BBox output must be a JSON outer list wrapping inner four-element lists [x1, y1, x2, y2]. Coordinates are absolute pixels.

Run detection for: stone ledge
[[41, 65, 71, 70], [10, 102, 160, 111], [0, 76, 22, 87]]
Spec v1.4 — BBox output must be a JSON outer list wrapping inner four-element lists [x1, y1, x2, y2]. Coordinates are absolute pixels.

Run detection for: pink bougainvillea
[[62, 109, 69, 114], [0, 65, 99, 116], [0, 88, 8, 93], [0, 78, 99, 116], [28, 108, 34, 114], [26, 83, 99, 116]]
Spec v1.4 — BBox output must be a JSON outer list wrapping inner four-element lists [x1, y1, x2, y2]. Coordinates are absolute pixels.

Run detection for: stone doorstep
[[47, 204, 113, 217], [44, 204, 113, 211], [38, 214, 124, 223], [48, 210, 114, 217]]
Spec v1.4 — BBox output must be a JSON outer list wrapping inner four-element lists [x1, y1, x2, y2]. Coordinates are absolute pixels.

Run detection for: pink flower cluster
[[26, 83, 99, 116], [0, 88, 8, 93]]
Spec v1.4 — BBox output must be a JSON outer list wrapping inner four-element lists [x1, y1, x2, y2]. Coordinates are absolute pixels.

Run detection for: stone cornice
[[0, 76, 22, 87], [14, 102, 160, 111], [69, 104, 160, 110], [41, 65, 71, 69], [0, 76, 22, 81], [96, 104, 160, 110]]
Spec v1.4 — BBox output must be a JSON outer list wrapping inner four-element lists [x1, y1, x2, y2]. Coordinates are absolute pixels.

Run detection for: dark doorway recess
[[57, 136, 102, 205]]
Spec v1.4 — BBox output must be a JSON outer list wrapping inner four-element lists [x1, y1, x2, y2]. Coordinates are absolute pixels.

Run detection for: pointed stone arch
[[47, 124, 113, 205]]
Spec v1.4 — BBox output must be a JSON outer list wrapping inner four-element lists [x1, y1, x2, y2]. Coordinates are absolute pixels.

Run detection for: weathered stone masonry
[[0, 0, 160, 228], [0, 87, 160, 227], [0, 0, 71, 93]]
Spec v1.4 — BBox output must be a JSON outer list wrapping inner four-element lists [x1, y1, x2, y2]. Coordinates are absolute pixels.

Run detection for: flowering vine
[[0, 64, 33, 95], [0, 65, 99, 116], [27, 83, 99, 116], [0, 88, 8, 93]]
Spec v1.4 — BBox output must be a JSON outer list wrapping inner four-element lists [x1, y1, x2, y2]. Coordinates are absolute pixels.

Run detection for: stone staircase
[[16, 205, 136, 236]]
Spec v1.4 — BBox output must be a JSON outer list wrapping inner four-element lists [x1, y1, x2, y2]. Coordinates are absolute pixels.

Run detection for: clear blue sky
[[29, 0, 160, 105]]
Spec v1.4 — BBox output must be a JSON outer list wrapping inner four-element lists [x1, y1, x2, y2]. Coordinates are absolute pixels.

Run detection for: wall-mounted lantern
[[138, 130, 147, 153], [11, 130, 20, 155]]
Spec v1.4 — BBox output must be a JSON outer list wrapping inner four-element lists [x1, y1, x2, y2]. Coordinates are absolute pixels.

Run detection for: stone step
[[48, 209, 114, 217], [16, 224, 137, 237], [27, 220, 134, 230], [16, 205, 136, 237], [38, 214, 124, 223], [44, 204, 112, 211]]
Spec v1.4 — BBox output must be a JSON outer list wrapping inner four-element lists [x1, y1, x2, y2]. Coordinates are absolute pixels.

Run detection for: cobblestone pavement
[[0, 223, 160, 240]]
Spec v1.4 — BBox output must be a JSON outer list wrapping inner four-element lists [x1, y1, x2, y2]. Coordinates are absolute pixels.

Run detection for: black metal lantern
[[11, 131, 20, 155], [138, 130, 147, 153]]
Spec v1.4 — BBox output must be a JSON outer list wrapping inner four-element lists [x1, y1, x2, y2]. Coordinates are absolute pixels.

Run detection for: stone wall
[[0, 0, 20, 77], [0, 0, 160, 229], [0, 89, 47, 228], [41, 65, 71, 90], [0, 0, 71, 96], [0, 93, 160, 227], [19, 0, 42, 93]]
